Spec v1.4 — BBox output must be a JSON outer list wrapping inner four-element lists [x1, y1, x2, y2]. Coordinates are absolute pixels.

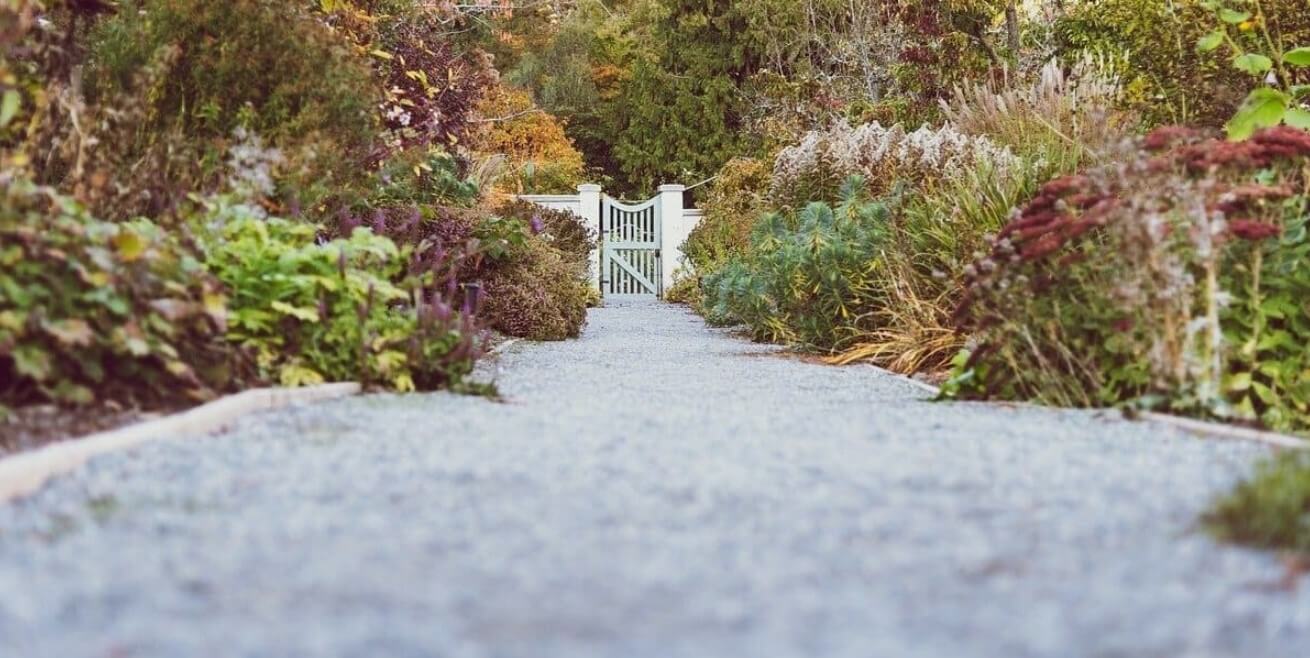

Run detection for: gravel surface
[[1, 300, 1307, 658]]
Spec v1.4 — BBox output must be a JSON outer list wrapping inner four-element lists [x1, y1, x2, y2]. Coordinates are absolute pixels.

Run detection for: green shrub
[[369, 149, 481, 211], [950, 126, 1310, 434], [0, 0, 38, 156], [0, 178, 243, 408], [825, 157, 1037, 375], [1191, 0, 1310, 139], [702, 178, 890, 349], [196, 200, 481, 391], [682, 157, 771, 277], [1205, 451, 1310, 554]]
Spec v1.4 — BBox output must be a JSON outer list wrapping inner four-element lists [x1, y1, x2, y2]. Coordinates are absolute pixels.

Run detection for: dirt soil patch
[[0, 403, 186, 458]]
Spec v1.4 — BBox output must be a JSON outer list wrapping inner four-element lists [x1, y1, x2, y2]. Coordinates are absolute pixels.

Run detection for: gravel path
[[1, 301, 1307, 658]]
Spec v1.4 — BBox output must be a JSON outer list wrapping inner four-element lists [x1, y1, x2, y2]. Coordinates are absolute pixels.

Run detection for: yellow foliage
[[468, 84, 585, 194]]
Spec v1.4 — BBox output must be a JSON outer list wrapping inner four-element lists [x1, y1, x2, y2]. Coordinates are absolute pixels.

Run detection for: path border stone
[[0, 383, 360, 504], [871, 364, 1308, 450], [1141, 411, 1310, 450]]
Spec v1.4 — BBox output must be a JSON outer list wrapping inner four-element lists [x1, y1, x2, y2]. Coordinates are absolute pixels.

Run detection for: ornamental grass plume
[[768, 121, 1019, 208], [941, 56, 1130, 173]]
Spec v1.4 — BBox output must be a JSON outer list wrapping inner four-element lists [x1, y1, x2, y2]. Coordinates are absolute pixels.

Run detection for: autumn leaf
[[112, 230, 148, 262], [43, 318, 95, 347]]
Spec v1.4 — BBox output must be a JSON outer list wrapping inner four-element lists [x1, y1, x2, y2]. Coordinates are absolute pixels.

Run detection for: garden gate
[[518, 184, 699, 300], [601, 195, 662, 298]]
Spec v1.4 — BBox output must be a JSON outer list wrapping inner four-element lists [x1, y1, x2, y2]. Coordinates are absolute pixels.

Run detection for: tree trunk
[[1006, 2, 1021, 58]]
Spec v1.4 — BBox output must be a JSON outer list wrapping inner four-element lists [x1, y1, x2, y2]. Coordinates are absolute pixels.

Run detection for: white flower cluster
[[770, 121, 1020, 203], [226, 127, 285, 199], [385, 103, 413, 128]]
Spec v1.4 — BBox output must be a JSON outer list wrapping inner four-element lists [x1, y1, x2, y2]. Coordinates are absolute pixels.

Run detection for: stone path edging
[[0, 383, 360, 504], [867, 363, 1308, 450], [1141, 411, 1310, 450]]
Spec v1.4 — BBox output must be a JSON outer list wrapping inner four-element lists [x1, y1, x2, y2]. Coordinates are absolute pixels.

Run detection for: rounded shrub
[[496, 199, 596, 266], [480, 237, 589, 341]]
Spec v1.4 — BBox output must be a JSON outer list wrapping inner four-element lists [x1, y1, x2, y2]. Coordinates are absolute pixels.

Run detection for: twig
[[469, 107, 544, 124]]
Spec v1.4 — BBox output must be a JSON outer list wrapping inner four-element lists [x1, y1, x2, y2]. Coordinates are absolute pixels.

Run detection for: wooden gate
[[601, 195, 661, 298]]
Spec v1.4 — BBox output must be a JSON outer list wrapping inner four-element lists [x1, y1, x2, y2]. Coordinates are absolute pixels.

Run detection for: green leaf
[[50, 381, 95, 406], [1251, 381, 1278, 405], [279, 364, 325, 387], [1232, 53, 1274, 75], [0, 90, 20, 129], [1197, 31, 1225, 53], [1284, 107, 1310, 130], [13, 345, 52, 381], [271, 301, 320, 322], [1227, 88, 1290, 140], [1291, 85, 1310, 98], [1283, 47, 1310, 67], [1225, 372, 1253, 392], [1219, 9, 1251, 24]]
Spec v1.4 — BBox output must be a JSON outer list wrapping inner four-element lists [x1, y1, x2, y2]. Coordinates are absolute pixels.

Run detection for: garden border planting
[[0, 383, 360, 504]]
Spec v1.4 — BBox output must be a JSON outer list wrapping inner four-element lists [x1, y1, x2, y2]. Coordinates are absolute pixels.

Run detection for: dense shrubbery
[[951, 126, 1310, 433], [481, 200, 595, 340], [481, 237, 590, 341], [1, 179, 243, 407], [1, 0, 595, 421], [197, 201, 483, 391], [689, 3, 1310, 440], [681, 158, 771, 276], [695, 115, 1038, 369], [1055, 0, 1310, 130], [497, 199, 596, 265], [69, 0, 380, 218]]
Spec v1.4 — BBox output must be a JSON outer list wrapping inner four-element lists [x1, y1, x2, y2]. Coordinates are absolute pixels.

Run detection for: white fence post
[[577, 183, 603, 292], [657, 184, 686, 295]]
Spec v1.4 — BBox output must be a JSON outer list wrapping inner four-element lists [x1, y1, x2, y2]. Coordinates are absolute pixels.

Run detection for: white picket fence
[[519, 184, 703, 299]]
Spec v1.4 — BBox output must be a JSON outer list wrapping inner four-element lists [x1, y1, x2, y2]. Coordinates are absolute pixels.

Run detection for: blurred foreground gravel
[[1, 301, 1307, 658]]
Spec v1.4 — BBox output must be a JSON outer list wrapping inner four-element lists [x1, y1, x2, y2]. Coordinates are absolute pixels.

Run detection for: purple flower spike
[[434, 300, 452, 323], [340, 211, 360, 234]]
